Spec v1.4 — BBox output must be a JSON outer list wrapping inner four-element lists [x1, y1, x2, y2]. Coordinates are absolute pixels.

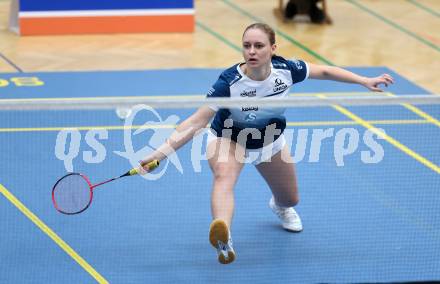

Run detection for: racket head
[[52, 173, 93, 215]]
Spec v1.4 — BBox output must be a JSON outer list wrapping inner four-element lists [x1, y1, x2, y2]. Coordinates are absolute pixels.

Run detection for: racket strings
[[53, 174, 92, 214]]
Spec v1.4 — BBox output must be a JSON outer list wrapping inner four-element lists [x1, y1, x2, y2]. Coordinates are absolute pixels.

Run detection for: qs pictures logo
[[114, 105, 183, 180]]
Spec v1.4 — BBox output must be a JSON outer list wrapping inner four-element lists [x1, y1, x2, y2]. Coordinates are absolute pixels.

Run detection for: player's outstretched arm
[[308, 63, 394, 92], [140, 106, 216, 171]]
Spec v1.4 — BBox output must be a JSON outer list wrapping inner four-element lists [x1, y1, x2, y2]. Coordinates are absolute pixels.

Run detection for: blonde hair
[[242, 23, 276, 45]]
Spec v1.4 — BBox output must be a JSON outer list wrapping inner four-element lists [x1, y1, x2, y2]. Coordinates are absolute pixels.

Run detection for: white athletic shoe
[[269, 197, 303, 232], [209, 219, 235, 264]]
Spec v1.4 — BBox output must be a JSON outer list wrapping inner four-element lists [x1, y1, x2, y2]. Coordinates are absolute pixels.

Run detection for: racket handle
[[128, 160, 160, 176]]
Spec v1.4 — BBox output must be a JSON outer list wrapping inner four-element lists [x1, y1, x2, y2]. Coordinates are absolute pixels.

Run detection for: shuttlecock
[[115, 107, 132, 120]]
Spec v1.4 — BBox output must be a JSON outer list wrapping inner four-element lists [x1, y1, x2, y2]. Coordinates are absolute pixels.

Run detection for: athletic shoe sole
[[209, 219, 235, 264]]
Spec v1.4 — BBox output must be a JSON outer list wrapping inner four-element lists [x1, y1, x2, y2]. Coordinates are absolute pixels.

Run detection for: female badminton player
[[139, 23, 394, 264]]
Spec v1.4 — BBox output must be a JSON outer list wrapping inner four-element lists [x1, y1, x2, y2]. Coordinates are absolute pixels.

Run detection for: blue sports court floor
[[0, 67, 439, 283]]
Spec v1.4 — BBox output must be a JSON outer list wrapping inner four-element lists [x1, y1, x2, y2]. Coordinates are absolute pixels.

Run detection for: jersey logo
[[206, 87, 215, 97], [273, 78, 288, 92], [291, 59, 303, 70], [242, 106, 258, 111], [245, 113, 257, 122], [240, 88, 256, 97]]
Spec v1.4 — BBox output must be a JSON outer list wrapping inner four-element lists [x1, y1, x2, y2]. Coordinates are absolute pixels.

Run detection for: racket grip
[[129, 160, 160, 176]]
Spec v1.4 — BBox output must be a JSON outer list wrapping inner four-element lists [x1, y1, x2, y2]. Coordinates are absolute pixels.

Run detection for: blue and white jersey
[[207, 55, 309, 149]]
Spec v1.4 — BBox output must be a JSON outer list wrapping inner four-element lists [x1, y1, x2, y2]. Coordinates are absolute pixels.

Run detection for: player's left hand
[[363, 73, 394, 92]]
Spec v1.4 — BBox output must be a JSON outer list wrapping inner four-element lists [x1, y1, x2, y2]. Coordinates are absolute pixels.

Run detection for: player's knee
[[211, 163, 240, 182]]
